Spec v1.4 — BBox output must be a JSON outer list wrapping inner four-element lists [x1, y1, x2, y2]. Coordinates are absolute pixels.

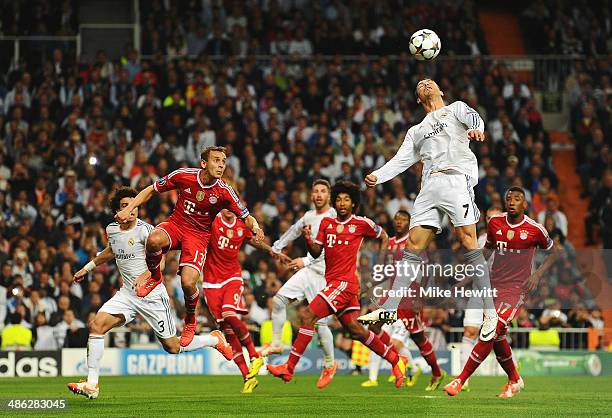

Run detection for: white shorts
[[278, 266, 327, 303], [410, 172, 480, 233], [463, 296, 484, 327], [385, 321, 411, 346], [278, 266, 330, 326], [99, 288, 176, 339]]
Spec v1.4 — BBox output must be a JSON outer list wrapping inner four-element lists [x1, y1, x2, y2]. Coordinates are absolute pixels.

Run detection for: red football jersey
[[154, 168, 249, 232], [485, 213, 553, 290], [387, 233, 409, 262], [315, 215, 382, 294], [203, 213, 252, 285]]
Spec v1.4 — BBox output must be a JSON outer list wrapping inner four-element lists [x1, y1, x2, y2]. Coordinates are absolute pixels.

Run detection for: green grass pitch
[[0, 375, 611, 417]]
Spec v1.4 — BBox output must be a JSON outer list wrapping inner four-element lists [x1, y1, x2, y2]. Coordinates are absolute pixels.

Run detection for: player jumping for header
[[115, 146, 264, 350], [358, 79, 498, 342], [267, 181, 408, 387], [67, 187, 232, 399], [445, 187, 557, 398]]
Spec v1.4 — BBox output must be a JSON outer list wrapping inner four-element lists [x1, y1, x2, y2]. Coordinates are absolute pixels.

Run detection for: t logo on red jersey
[[496, 241, 507, 254], [217, 235, 230, 249], [326, 234, 337, 247]]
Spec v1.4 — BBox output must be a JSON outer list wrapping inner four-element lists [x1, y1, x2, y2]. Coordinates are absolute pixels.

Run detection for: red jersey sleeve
[[536, 224, 554, 250], [314, 217, 329, 245], [358, 216, 383, 238], [485, 219, 496, 249], [219, 181, 250, 219], [153, 169, 183, 193]]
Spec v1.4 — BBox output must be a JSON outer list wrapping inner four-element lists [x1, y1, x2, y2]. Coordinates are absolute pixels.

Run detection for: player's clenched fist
[[467, 129, 485, 141], [365, 173, 378, 188], [115, 208, 131, 223], [72, 268, 88, 283]]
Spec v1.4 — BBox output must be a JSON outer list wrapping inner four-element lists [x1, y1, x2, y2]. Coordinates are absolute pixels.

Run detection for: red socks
[[146, 250, 163, 281], [458, 339, 494, 383], [415, 336, 442, 377], [363, 331, 399, 365], [378, 329, 391, 345], [223, 325, 249, 379], [184, 289, 199, 322], [223, 314, 259, 359], [494, 337, 520, 382], [287, 326, 315, 372]]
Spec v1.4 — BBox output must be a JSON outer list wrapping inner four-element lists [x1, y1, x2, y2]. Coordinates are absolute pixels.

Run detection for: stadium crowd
[[0, 0, 606, 352]]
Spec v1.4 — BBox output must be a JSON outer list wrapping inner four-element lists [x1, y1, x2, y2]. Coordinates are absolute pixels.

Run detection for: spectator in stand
[[537, 194, 568, 238], [1, 312, 32, 350]]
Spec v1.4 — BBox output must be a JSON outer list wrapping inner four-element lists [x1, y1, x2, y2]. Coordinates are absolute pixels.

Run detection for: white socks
[[316, 322, 335, 368], [180, 334, 218, 352], [87, 335, 105, 385], [271, 294, 290, 347], [368, 353, 382, 381]]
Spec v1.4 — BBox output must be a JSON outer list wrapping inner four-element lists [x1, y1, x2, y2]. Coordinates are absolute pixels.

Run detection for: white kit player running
[[67, 187, 232, 399], [261, 179, 338, 389], [358, 78, 498, 341]]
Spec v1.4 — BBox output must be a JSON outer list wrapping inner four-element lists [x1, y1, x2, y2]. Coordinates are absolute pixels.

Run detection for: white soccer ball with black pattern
[[409, 29, 441, 61]]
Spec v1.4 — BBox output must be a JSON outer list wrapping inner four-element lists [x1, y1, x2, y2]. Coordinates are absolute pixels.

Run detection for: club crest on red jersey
[[506, 230, 515, 240], [209, 195, 218, 204], [336, 224, 344, 233], [227, 229, 234, 238], [520, 230, 528, 240], [196, 191, 205, 201], [237, 228, 243, 237], [348, 225, 356, 233]]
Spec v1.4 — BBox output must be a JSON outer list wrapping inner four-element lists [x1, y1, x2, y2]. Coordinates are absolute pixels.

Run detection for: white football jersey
[[372, 101, 484, 187], [272, 207, 337, 275], [106, 219, 157, 295]]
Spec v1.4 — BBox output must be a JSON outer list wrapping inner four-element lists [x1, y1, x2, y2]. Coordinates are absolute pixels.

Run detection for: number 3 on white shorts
[[193, 250, 206, 267]]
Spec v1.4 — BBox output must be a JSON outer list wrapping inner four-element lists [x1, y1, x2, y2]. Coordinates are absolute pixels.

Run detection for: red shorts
[[309, 281, 360, 319], [157, 221, 210, 274], [495, 290, 526, 325], [202, 279, 247, 322], [397, 308, 426, 334]]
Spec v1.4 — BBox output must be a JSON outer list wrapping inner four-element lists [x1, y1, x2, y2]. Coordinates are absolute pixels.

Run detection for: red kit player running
[[267, 181, 408, 387], [444, 187, 557, 398], [371, 210, 446, 391], [115, 146, 264, 347], [204, 209, 290, 394]]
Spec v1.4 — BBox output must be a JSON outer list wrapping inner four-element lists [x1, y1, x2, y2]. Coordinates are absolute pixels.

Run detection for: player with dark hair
[[67, 187, 231, 399], [263, 179, 339, 389], [115, 146, 264, 358], [267, 181, 408, 387], [204, 209, 291, 394], [360, 79, 498, 343], [445, 187, 558, 398]]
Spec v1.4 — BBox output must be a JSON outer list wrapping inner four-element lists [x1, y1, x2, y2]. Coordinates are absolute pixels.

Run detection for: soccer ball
[[408, 29, 441, 61]]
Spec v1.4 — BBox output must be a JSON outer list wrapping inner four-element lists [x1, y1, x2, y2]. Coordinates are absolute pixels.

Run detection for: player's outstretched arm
[[366, 129, 418, 187], [453, 101, 486, 142], [302, 224, 323, 258], [73, 246, 115, 283], [271, 215, 305, 253], [244, 215, 265, 243], [376, 229, 389, 266], [115, 185, 157, 223], [248, 238, 292, 264]]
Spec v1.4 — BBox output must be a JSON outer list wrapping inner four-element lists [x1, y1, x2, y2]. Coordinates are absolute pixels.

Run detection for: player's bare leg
[[179, 266, 201, 346], [136, 229, 170, 297], [455, 224, 498, 341], [67, 312, 124, 399], [358, 226, 434, 324]]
